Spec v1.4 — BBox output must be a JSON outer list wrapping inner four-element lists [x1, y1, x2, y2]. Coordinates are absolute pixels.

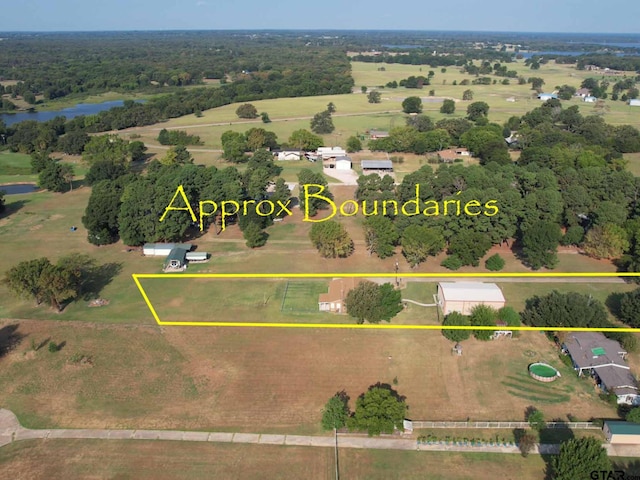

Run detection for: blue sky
[[1, 0, 639, 33]]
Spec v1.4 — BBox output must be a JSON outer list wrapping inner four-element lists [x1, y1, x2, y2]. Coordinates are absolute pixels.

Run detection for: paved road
[[1, 409, 636, 457]]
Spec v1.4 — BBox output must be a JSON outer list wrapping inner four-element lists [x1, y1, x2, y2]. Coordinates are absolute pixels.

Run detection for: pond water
[[0, 100, 143, 127], [0, 183, 39, 195]]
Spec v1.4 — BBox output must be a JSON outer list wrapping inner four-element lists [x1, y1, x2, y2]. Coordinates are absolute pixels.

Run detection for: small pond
[[0, 183, 39, 195]]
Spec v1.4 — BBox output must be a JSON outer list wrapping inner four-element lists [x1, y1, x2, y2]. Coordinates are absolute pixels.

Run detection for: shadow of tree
[[0, 324, 25, 358], [0, 199, 28, 219], [80, 262, 123, 301]]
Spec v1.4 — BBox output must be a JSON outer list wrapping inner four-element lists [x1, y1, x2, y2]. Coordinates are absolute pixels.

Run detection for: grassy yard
[[0, 439, 550, 480]]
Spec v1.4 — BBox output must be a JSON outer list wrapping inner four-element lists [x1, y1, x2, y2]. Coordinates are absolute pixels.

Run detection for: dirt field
[[0, 319, 619, 433]]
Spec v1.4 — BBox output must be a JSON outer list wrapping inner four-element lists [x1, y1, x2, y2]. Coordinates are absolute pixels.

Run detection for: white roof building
[[317, 146, 347, 159], [437, 282, 506, 315]]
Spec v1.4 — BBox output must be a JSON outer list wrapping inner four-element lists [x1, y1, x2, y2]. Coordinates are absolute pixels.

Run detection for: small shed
[[437, 282, 506, 315], [629, 99, 640, 107], [604, 421, 640, 445], [537, 93, 558, 101], [164, 247, 189, 270], [584, 96, 597, 103], [335, 156, 352, 171]]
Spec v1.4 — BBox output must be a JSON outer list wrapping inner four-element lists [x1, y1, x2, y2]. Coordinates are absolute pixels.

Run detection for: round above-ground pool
[[528, 363, 561, 382]]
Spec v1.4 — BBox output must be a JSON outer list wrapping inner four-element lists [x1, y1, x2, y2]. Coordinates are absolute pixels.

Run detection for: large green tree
[[447, 231, 491, 267], [288, 129, 323, 151], [310, 110, 335, 134], [401, 225, 445, 267], [321, 393, 350, 431], [38, 160, 72, 193], [440, 99, 455, 114], [363, 216, 399, 259], [619, 289, 640, 327], [402, 96, 422, 114], [466, 101, 490, 121], [469, 304, 497, 341], [236, 103, 258, 119], [309, 221, 353, 258], [442, 312, 472, 342], [551, 437, 611, 480], [344, 281, 402, 324], [298, 169, 333, 217], [521, 291, 610, 329], [582, 224, 629, 260], [521, 221, 561, 270], [348, 384, 407, 436], [83, 178, 129, 245]]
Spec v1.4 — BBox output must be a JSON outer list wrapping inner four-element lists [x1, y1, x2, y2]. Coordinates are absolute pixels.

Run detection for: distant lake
[[0, 183, 39, 195], [0, 99, 143, 127]]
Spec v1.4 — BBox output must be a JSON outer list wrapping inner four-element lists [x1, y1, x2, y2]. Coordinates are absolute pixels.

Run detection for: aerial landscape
[[2, 1, 640, 479]]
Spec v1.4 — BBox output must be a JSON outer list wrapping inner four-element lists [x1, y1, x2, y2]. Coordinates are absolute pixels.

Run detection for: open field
[[0, 183, 631, 323], [115, 59, 640, 160], [0, 439, 551, 480], [0, 318, 622, 432]]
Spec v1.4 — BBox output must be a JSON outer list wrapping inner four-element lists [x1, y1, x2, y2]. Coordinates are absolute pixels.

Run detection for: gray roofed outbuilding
[[361, 160, 393, 170]]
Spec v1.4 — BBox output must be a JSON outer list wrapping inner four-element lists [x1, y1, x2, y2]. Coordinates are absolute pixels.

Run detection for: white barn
[[335, 156, 352, 170], [437, 282, 506, 315]]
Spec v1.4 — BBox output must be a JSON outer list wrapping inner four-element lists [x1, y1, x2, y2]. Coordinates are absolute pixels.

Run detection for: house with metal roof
[[563, 332, 640, 405], [436, 282, 506, 315], [604, 421, 640, 444]]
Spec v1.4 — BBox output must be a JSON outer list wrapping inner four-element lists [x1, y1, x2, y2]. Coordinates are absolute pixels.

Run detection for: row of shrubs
[[416, 434, 516, 447]]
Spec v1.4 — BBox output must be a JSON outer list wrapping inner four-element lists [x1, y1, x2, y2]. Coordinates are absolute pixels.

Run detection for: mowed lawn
[[0, 318, 619, 433], [0, 439, 551, 480]]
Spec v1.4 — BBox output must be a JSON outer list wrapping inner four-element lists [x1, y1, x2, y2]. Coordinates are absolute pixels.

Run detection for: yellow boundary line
[[132, 272, 640, 331]]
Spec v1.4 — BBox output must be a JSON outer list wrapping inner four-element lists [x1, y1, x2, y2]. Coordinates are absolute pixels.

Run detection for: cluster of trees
[[442, 305, 521, 342], [221, 128, 279, 163], [82, 148, 289, 247], [368, 111, 507, 163], [344, 281, 403, 324], [346, 101, 640, 269], [2, 47, 352, 148], [522, 291, 636, 350], [0, 31, 354, 104], [3, 254, 106, 312], [157, 129, 202, 146], [32, 153, 75, 193], [321, 384, 407, 436]]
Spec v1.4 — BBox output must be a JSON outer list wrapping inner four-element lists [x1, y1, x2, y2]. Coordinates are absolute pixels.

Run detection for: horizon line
[[1, 28, 639, 36]]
